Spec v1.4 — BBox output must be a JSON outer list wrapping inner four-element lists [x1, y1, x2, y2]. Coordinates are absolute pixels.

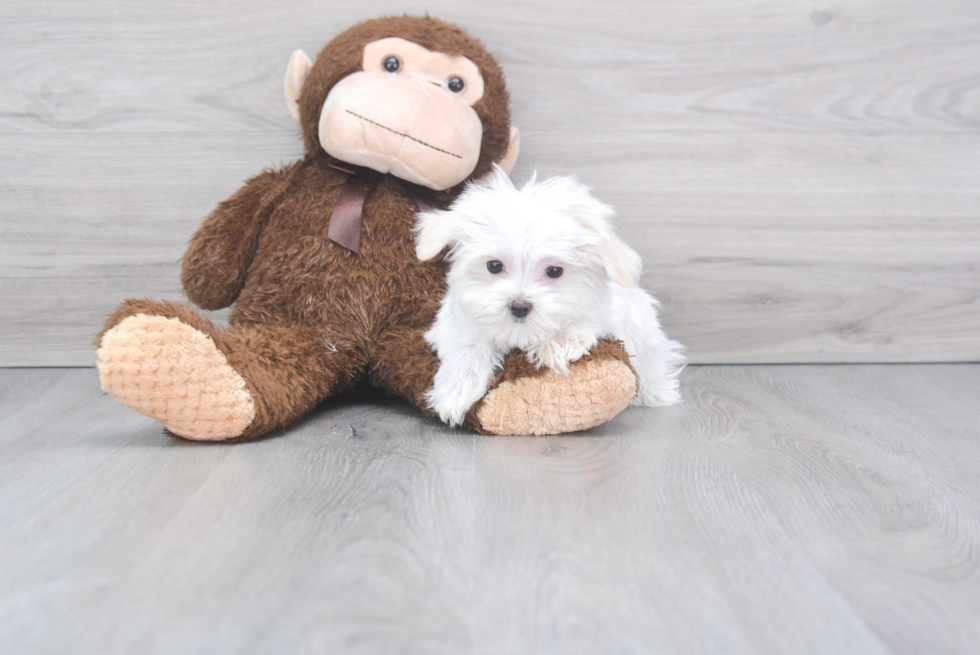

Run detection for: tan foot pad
[[476, 359, 636, 436], [96, 315, 255, 441]]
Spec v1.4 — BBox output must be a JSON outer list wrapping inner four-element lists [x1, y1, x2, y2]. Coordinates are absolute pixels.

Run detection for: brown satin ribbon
[[328, 168, 382, 253], [327, 163, 446, 253]]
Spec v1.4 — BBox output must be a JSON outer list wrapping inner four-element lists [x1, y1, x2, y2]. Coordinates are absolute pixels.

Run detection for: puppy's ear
[[415, 209, 457, 260], [416, 170, 509, 259], [558, 180, 643, 286], [597, 234, 643, 287]]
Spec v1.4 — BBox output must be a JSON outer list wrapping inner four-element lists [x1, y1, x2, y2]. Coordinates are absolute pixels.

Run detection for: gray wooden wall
[[2, 0, 978, 366]]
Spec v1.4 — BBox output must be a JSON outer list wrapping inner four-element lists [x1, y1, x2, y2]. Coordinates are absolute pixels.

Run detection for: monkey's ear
[[415, 209, 458, 261], [284, 49, 312, 120], [497, 126, 521, 175]]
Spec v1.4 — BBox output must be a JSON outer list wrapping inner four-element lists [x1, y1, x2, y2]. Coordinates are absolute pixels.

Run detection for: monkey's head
[[285, 16, 520, 191]]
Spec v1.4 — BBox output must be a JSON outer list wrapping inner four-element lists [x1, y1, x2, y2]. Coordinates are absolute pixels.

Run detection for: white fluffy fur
[[416, 167, 686, 427]]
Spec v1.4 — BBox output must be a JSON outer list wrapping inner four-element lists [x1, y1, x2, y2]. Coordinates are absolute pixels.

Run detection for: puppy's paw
[[526, 341, 572, 374], [426, 367, 494, 427], [526, 333, 596, 374]]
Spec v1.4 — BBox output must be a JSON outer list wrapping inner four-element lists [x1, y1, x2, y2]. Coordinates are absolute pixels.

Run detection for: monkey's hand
[[465, 339, 637, 435]]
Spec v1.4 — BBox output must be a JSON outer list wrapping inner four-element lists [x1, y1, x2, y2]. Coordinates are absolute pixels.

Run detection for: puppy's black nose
[[509, 300, 533, 319]]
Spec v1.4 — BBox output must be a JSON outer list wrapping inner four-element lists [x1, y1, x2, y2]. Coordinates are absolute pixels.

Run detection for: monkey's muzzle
[[318, 72, 483, 191]]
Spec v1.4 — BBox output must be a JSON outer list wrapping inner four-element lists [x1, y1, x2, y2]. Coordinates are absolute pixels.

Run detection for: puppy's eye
[[487, 260, 504, 274], [546, 266, 564, 279], [383, 56, 401, 74], [446, 76, 465, 94]]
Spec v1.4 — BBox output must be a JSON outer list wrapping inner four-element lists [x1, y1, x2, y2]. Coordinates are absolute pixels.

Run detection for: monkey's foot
[[96, 314, 255, 441], [470, 339, 637, 436]]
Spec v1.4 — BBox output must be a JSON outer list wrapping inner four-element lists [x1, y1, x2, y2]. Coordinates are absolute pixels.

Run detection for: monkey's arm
[[181, 165, 296, 310]]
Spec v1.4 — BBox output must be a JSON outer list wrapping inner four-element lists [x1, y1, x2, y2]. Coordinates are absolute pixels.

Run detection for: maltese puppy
[[415, 167, 686, 427]]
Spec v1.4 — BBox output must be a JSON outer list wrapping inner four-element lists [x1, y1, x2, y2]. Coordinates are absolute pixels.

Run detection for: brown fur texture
[[96, 16, 637, 439]]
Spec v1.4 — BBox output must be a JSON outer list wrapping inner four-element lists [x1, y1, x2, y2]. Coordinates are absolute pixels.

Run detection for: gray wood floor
[[2, 365, 979, 654]]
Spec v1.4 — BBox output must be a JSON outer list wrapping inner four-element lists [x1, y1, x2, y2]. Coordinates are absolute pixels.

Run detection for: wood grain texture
[[1, 0, 979, 365], [2, 0, 979, 134], [2, 365, 979, 653]]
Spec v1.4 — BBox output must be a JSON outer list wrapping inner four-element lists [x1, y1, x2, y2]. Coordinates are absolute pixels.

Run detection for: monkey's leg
[[96, 299, 365, 441], [366, 325, 441, 417], [372, 326, 638, 435]]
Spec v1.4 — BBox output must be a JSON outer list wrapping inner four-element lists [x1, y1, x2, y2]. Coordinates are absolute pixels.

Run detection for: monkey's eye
[[446, 76, 465, 94], [383, 56, 401, 74], [546, 266, 564, 279], [487, 260, 504, 274]]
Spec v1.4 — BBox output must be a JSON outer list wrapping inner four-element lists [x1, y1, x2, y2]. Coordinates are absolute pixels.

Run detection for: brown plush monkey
[[95, 16, 638, 440]]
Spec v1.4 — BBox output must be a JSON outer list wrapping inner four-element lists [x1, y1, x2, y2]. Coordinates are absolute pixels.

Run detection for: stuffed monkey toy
[[95, 15, 638, 440]]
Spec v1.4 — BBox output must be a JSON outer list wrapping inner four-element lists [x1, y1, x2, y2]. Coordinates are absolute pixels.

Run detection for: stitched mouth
[[345, 110, 463, 160]]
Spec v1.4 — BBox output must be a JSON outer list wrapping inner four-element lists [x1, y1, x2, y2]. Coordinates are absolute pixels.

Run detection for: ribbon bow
[[328, 163, 445, 253]]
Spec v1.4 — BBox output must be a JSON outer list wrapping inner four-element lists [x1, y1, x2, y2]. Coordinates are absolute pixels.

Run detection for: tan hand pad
[[476, 359, 636, 436]]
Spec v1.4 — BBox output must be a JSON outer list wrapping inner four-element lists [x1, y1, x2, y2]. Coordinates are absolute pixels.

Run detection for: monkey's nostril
[[509, 300, 533, 319]]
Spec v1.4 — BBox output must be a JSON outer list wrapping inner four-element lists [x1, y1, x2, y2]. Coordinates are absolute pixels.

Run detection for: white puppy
[[415, 167, 686, 427]]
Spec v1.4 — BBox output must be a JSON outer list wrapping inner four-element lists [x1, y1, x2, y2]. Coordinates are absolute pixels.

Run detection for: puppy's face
[[445, 215, 600, 348], [416, 168, 642, 347]]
